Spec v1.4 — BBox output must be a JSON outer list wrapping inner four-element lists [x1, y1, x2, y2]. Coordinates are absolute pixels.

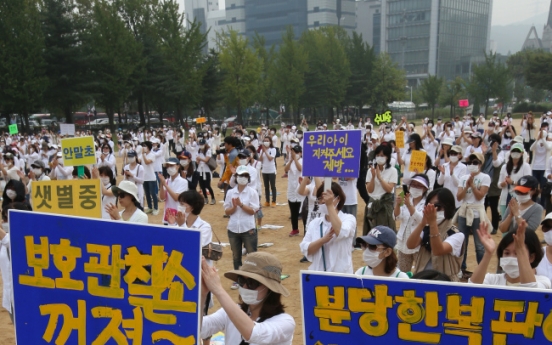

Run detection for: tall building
[[380, 0, 492, 84], [356, 0, 382, 54], [307, 0, 356, 34]]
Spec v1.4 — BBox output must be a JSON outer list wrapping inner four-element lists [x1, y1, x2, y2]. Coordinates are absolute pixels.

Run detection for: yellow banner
[[409, 150, 427, 173], [395, 131, 404, 148], [195, 117, 206, 124], [31, 179, 102, 218], [61, 136, 96, 166]]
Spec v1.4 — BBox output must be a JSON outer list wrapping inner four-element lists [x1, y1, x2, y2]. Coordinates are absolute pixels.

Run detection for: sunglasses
[[467, 160, 481, 166], [542, 223, 552, 233], [118, 191, 128, 199], [237, 276, 260, 290]]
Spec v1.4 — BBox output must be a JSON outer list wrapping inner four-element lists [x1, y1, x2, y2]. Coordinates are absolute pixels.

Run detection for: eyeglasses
[[237, 276, 260, 290], [467, 160, 481, 166]]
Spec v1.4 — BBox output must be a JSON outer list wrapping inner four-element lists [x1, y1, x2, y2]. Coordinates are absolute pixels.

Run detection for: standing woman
[[224, 166, 260, 290], [196, 139, 215, 205], [179, 151, 199, 191], [141, 141, 158, 215], [499, 175, 543, 234], [395, 174, 430, 273], [91, 166, 117, 220], [249, 130, 259, 150], [529, 123, 552, 206], [97, 143, 117, 177], [260, 136, 277, 207], [106, 181, 148, 223], [158, 158, 189, 225], [300, 183, 356, 273], [437, 145, 466, 210], [365, 144, 397, 231], [285, 144, 303, 237], [122, 150, 144, 207], [396, 133, 424, 186], [498, 143, 532, 216], [522, 113, 537, 163]]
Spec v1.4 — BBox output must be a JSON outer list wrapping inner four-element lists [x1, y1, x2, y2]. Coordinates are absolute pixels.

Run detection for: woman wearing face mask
[[462, 132, 483, 162], [285, 144, 303, 237], [300, 183, 356, 273], [200, 252, 295, 345], [0, 152, 23, 183], [395, 174, 430, 273], [407, 188, 466, 281], [168, 190, 212, 249], [2, 179, 28, 210], [179, 151, 199, 191], [500, 124, 516, 150], [470, 220, 550, 288], [106, 180, 148, 223], [436, 137, 455, 166], [27, 159, 51, 197], [365, 144, 397, 232], [97, 144, 116, 177], [498, 144, 532, 217], [437, 145, 466, 210], [499, 175, 543, 235], [141, 141, 159, 215], [158, 158, 188, 225], [356, 226, 409, 278], [196, 139, 215, 205], [536, 213, 552, 282], [122, 150, 144, 207], [396, 133, 424, 186], [455, 153, 492, 278], [90, 166, 118, 220], [260, 137, 277, 207], [224, 166, 260, 289], [530, 123, 552, 206]]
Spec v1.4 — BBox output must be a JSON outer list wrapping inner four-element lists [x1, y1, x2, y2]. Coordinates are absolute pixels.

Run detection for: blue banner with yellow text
[[10, 211, 201, 344], [301, 270, 552, 345]]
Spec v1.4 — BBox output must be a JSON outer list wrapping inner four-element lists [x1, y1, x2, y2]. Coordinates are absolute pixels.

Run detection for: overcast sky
[[493, 0, 550, 25]]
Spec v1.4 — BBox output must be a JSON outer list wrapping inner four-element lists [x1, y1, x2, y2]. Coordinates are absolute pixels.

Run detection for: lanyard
[[320, 223, 327, 272]]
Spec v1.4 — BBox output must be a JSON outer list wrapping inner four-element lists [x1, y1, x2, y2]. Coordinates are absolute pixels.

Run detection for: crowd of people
[[1, 111, 552, 344]]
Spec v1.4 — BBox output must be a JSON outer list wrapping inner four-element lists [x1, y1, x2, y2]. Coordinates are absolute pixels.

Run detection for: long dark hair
[[407, 133, 423, 153], [374, 144, 392, 169], [506, 150, 524, 175]]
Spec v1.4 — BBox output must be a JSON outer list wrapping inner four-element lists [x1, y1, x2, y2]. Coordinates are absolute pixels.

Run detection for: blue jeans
[[458, 216, 484, 270], [228, 229, 258, 270], [143, 180, 158, 210]]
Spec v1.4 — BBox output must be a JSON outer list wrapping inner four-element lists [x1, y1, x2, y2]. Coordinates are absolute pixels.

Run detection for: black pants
[[484, 195, 500, 230], [168, 139, 175, 153], [357, 168, 370, 204], [199, 173, 215, 200], [288, 200, 302, 230], [263, 173, 276, 202]]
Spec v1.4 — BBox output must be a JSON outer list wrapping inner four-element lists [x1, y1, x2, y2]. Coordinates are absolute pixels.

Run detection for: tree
[[526, 52, 552, 91], [440, 77, 466, 119], [270, 26, 308, 124], [41, 0, 91, 123], [344, 31, 375, 118], [468, 52, 511, 116], [372, 53, 406, 113], [419, 75, 443, 119], [200, 49, 224, 121], [0, 0, 46, 130], [217, 29, 262, 124], [252, 33, 276, 123]]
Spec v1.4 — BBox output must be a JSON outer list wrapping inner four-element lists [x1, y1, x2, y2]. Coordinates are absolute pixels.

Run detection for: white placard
[[59, 123, 75, 136]]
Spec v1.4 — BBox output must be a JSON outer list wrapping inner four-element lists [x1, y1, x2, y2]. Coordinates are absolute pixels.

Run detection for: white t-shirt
[[287, 158, 303, 202], [366, 166, 397, 200], [437, 162, 467, 209], [470, 273, 551, 289], [536, 247, 552, 284], [101, 184, 117, 220], [355, 266, 409, 279], [338, 178, 358, 206], [423, 139, 438, 164], [459, 172, 491, 208], [163, 175, 188, 223], [498, 162, 532, 206], [260, 148, 277, 174], [142, 152, 156, 181]]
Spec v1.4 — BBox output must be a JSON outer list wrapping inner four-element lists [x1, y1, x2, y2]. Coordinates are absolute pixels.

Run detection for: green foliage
[[344, 31, 375, 111], [419, 75, 443, 119], [201, 49, 224, 118], [439, 77, 466, 119], [372, 53, 406, 112], [526, 52, 552, 92], [512, 102, 552, 113]]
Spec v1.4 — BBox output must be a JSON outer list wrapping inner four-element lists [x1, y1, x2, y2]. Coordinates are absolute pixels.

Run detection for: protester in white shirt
[[224, 166, 260, 289], [159, 158, 188, 225], [536, 214, 552, 284], [285, 144, 303, 237], [498, 143, 532, 216], [260, 137, 277, 206], [91, 166, 117, 220], [462, 132, 484, 162], [106, 181, 148, 224], [141, 141, 158, 215], [49, 152, 73, 180], [469, 219, 550, 289], [397, 133, 424, 186], [196, 139, 215, 205], [300, 183, 356, 273], [437, 145, 467, 209]]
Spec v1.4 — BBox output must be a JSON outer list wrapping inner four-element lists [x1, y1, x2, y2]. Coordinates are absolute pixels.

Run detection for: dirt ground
[[0, 138, 515, 345]]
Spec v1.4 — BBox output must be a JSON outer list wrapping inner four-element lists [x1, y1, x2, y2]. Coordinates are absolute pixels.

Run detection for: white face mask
[[409, 187, 424, 199], [318, 204, 328, 215], [1, 222, 9, 233], [449, 155, 459, 163], [436, 211, 445, 224], [510, 152, 521, 160], [376, 156, 387, 165], [467, 164, 479, 174], [167, 166, 178, 176], [32, 168, 42, 176], [500, 257, 520, 278], [237, 176, 249, 185], [263, 142, 270, 147], [238, 286, 266, 305], [180, 160, 189, 167], [101, 177, 110, 186], [239, 159, 248, 166], [363, 248, 384, 268], [544, 231, 552, 246], [6, 189, 16, 200], [128, 157, 136, 163], [515, 193, 531, 204]]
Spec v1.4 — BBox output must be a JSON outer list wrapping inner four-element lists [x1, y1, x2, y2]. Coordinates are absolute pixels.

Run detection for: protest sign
[[459, 99, 469, 108], [395, 131, 405, 148], [301, 271, 552, 345], [9, 124, 18, 134], [31, 179, 102, 218], [374, 110, 393, 125], [195, 117, 207, 124], [61, 136, 96, 166], [10, 211, 201, 344], [409, 150, 427, 172], [60, 123, 76, 136], [303, 130, 362, 178]]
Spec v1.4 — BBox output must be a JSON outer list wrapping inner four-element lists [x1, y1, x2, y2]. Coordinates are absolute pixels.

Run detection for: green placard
[[9, 124, 18, 134]]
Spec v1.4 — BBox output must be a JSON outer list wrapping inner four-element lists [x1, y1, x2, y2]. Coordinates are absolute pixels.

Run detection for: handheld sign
[[303, 130, 362, 178], [10, 211, 201, 344], [409, 150, 427, 172], [60, 123, 76, 136], [31, 179, 102, 218], [195, 117, 207, 124], [61, 136, 96, 166], [459, 99, 469, 108], [395, 131, 405, 148], [9, 124, 18, 134], [301, 271, 552, 345], [374, 110, 393, 125]]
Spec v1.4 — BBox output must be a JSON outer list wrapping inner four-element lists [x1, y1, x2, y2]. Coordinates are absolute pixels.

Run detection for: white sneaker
[[152, 209, 159, 216]]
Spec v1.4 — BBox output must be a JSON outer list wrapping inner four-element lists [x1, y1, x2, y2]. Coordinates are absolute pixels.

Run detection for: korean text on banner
[[374, 110, 393, 125], [303, 130, 362, 178], [409, 150, 427, 172], [31, 179, 102, 218], [301, 271, 552, 345], [9, 124, 18, 134], [60, 123, 76, 136], [395, 131, 405, 149], [61, 136, 96, 166], [10, 211, 201, 344]]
